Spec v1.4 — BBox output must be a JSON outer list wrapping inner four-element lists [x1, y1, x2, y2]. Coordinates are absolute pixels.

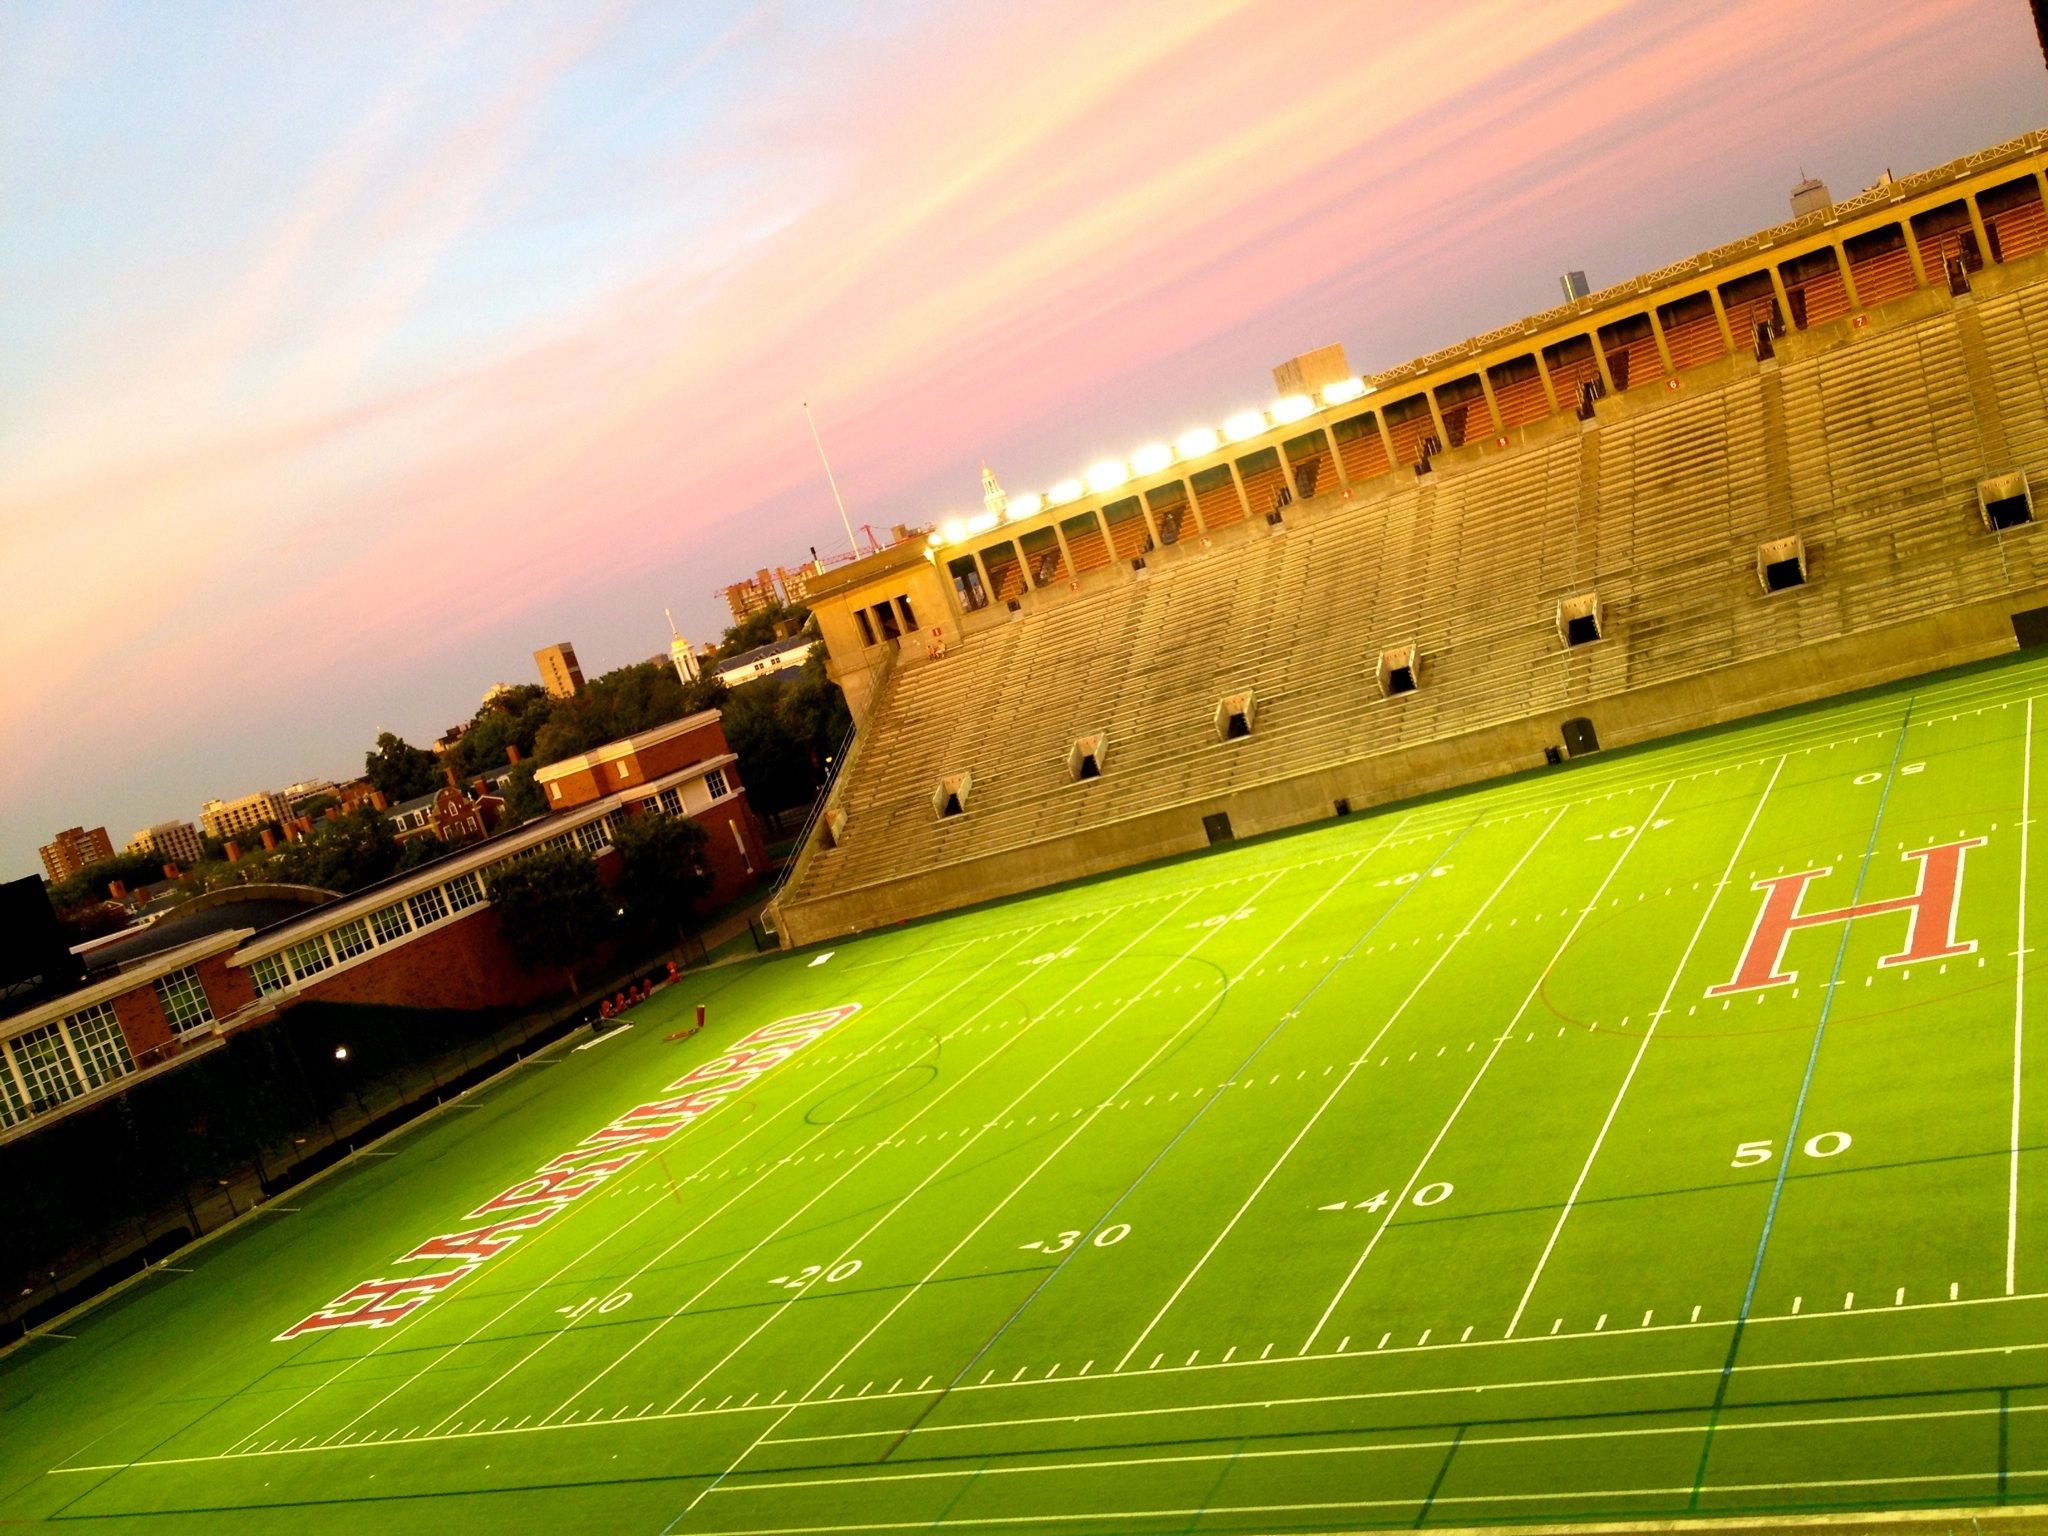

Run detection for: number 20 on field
[[1732, 1130, 1852, 1168]]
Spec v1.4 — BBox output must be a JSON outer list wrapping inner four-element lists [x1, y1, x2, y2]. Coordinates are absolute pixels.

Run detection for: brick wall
[[297, 908, 572, 1013]]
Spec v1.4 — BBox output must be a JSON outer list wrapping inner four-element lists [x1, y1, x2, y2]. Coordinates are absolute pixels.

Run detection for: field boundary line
[[1506, 753, 1787, 1337], [1690, 697, 1916, 1507], [1303, 785, 1672, 1353]]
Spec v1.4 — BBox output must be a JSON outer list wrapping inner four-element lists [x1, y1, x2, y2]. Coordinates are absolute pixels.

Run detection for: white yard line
[[1505, 754, 1787, 1338], [1301, 786, 1669, 1354], [664, 859, 1325, 1524], [1112, 817, 1462, 1370], [2012, 694, 2033, 1297]]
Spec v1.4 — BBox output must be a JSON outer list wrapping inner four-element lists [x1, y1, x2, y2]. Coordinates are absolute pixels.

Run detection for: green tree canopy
[[364, 731, 441, 801], [610, 813, 714, 940], [46, 850, 170, 909], [267, 809, 404, 894], [485, 847, 611, 989]]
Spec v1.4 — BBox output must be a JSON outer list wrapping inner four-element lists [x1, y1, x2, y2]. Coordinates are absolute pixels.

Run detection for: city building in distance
[[125, 821, 203, 868], [534, 641, 584, 699], [39, 826, 113, 883], [199, 790, 291, 842]]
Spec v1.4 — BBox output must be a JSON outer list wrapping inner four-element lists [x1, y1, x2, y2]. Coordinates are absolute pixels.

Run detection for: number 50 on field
[[1732, 1130, 1852, 1168]]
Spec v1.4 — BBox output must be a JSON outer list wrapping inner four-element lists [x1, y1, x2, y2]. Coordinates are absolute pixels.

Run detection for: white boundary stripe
[[664, 1469, 2048, 1533], [49, 1300, 2048, 1473], [725, 1394, 2048, 1498], [2012, 693, 2033, 1297], [1301, 786, 1670, 1354], [432, 918, 1069, 1432], [210, 925, 1033, 1457], [556, 889, 1208, 1419], [1506, 754, 1787, 1338]]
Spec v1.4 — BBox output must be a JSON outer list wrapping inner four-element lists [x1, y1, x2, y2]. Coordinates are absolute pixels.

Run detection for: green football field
[[12, 653, 2048, 1533]]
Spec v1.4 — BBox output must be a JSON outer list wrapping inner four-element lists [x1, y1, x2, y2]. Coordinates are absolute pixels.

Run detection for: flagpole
[[803, 401, 862, 560]]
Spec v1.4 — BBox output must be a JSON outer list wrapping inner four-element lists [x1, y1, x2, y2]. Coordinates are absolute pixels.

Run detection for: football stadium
[[8, 24, 2048, 1534]]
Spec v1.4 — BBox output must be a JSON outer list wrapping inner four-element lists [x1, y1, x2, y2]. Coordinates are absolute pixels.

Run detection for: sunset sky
[[2, 0, 2043, 874]]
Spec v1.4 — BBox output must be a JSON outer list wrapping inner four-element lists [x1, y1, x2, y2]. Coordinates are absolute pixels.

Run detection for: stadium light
[[926, 530, 943, 547], [1176, 426, 1221, 459], [967, 510, 1000, 534], [332, 1045, 349, 1062], [1130, 443, 1173, 476], [1223, 409, 1266, 442], [1047, 479, 1083, 507], [1272, 394, 1315, 425], [941, 518, 968, 544], [1085, 460, 1128, 494], [1009, 491, 1043, 519], [1321, 377, 1368, 405]]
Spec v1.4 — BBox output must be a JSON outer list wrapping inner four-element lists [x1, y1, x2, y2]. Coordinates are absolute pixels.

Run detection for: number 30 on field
[[1731, 1130, 1852, 1168]]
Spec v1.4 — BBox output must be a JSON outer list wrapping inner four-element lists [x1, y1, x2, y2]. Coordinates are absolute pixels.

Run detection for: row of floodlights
[[929, 378, 1375, 548]]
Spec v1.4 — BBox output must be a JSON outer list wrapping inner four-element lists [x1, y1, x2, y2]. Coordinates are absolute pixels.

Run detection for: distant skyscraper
[[1560, 270, 1591, 302], [40, 826, 114, 882], [534, 642, 585, 699], [1790, 176, 1832, 218], [199, 791, 291, 841]]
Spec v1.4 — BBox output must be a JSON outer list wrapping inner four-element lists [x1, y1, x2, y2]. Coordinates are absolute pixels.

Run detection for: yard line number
[[1732, 1131, 1853, 1168]]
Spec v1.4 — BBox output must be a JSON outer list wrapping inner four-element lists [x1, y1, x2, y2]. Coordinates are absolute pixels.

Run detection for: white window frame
[[408, 886, 450, 927], [369, 902, 412, 945], [9, 1023, 83, 1109], [329, 917, 372, 962], [250, 953, 291, 995], [286, 936, 333, 981], [67, 1002, 135, 1089], [152, 967, 216, 1034], [445, 871, 485, 911], [705, 767, 729, 799]]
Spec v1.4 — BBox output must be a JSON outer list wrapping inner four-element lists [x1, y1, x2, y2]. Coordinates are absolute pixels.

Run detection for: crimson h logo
[[1707, 838, 1985, 997]]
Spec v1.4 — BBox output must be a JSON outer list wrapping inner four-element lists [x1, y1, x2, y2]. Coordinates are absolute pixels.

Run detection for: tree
[[485, 848, 611, 991], [500, 760, 546, 824], [364, 732, 440, 801], [46, 850, 167, 908], [719, 600, 810, 657], [268, 809, 404, 894], [611, 813, 713, 941], [720, 679, 814, 814]]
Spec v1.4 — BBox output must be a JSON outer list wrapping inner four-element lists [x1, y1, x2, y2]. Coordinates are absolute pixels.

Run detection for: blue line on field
[[1688, 695, 1916, 1507]]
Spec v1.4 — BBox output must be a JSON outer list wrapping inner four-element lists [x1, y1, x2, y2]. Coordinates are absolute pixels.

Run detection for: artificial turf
[[8, 651, 2048, 1533]]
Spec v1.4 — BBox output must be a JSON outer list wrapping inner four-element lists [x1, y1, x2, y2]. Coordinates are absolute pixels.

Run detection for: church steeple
[[982, 464, 1008, 520], [665, 608, 700, 683]]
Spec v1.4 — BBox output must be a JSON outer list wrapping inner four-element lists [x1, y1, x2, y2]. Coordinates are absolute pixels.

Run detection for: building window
[[573, 819, 609, 853], [9, 1023, 82, 1109], [408, 886, 450, 927], [0, 1062, 26, 1128], [705, 767, 729, 799], [67, 1002, 135, 1089], [329, 917, 372, 961], [249, 953, 291, 995], [369, 902, 412, 945], [854, 609, 876, 646], [445, 871, 484, 911], [657, 786, 684, 816], [286, 936, 333, 981], [152, 967, 216, 1033]]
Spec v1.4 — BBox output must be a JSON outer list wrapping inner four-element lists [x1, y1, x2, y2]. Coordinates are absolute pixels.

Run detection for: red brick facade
[[297, 906, 578, 1013], [540, 714, 730, 809]]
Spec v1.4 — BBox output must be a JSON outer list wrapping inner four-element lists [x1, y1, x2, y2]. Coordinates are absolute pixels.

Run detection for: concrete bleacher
[[777, 178, 2048, 944]]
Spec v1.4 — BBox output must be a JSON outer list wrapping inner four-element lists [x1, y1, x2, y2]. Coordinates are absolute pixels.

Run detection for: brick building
[[39, 826, 114, 883], [126, 820, 204, 868]]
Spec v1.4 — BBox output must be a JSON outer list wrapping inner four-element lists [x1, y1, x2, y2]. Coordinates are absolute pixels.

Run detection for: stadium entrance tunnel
[[1215, 690, 1256, 741], [1758, 534, 1809, 593], [1982, 471, 2034, 531], [1557, 592, 1605, 648], [1069, 732, 1107, 782], [1377, 643, 1421, 698], [1562, 716, 1600, 757], [933, 771, 971, 820]]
